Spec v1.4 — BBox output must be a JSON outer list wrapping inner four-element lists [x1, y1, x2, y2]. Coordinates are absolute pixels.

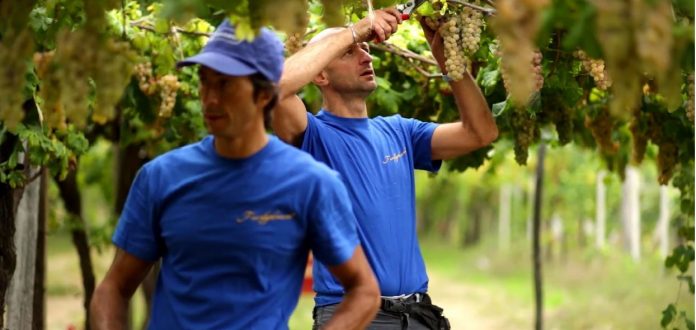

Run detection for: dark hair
[[249, 73, 278, 129]]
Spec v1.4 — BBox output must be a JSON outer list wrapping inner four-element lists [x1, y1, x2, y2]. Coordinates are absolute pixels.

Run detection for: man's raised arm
[[273, 9, 403, 145], [420, 18, 499, 160]]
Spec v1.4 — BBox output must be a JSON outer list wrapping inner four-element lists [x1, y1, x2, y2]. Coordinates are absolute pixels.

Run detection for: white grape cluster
[[134, 62, 156, 96], [633, 0, 672, 77], [285, 31, 304, 55], [459, 5, 484, 56], [158, 74, 180, 118], [92, 39, 136, 124], [574, 50, 611, 90], [0, 30, 33, 132], [440, 15, 468, 81], [532, 50, 543, 92], [53, 29, 94, 129], [687, 74, 694, 124], [498, 42, 539, 104]]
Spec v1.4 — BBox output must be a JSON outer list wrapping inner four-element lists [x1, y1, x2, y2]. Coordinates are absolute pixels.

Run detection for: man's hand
[[353, 8, 404, 43], [419, 17, 447, 72]]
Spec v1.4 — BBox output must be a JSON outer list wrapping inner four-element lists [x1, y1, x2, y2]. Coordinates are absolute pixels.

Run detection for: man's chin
[[362, 82, 377, 92]]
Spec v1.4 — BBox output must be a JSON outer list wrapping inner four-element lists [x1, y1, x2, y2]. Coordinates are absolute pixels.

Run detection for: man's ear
[[255, 88, 274, 110], [313, 70, 329, 87]]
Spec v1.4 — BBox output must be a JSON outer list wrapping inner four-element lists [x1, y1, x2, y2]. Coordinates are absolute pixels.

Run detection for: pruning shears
[[396, 0, 427, 16]]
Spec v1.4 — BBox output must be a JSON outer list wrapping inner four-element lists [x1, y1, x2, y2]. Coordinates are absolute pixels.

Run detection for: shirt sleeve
[[306, 170, 360, 267], [403, 117, 442, 172], [112, 165, 162, 262], [300, 112, 319, 153]]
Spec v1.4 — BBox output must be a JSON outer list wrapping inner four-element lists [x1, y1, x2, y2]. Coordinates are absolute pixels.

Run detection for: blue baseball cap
[[177, 20, 284, 83]]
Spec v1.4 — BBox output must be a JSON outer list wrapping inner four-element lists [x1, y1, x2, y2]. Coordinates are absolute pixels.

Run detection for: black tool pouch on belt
[[381, 295, 451, 330]]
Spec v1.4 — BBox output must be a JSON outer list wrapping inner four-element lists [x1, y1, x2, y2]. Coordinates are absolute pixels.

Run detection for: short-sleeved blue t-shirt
[[301, 110, 441, 306], [113, 135, 359, 329]]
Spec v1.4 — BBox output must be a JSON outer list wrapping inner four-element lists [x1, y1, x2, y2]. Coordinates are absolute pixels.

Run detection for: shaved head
[[308, 27, 346, 46]]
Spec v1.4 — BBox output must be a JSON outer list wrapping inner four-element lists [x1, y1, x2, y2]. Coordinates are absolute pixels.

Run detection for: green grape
[[574, 50, 612, 90], [459, 3, 484, 57], [686, 74, 694, 124], [321, 0, 344, 27], [157, 74, 180, 118], [92, 38, 137, 124], [592, 0, 641, 119], [492, 0, 547, 106], [0, 29, 33, 132], [441, 14, 467, 81], [584, 108, 618, 155], [628, 110, 648, 164], [509, 108, 538, 165]]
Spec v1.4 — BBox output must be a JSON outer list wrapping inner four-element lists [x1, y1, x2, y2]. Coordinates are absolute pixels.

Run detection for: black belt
[[380, 293, 450, 330], [380, 293, 428, 312]]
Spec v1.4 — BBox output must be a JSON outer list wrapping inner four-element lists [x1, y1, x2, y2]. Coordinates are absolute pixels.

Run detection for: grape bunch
[[440, 14, 468, 81], [628, 110, 648, 164], [35, 51, 67, 131], [92, 38, 137, 124], [492, 0, 548, 105], [633, 0, 672, 79], [541, 96, 573, 145], [285, 30, 305, 55], [459, 4, 484, 56], [135, 62, 157, 96], [320, 0, 344, 26], [0, 29, 33, 132], [158, 74, 181, 118], [643, 110, 680, 184], [656, 142, 678, 185], [283, 0, 308, 55], [532, 50, 544, 92], [54, 29, 95, 129], [498, 44, 538, 104], [584, 108, 618, 155], [592, 0, 640, 119], [509, 108, 539, 165], [687, 74, 694, 124], [34, 51, 67, 131], [574, 50, 612, 90]]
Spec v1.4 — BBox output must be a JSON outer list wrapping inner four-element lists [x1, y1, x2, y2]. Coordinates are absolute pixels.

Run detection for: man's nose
[[203, 88, 220, 108], [358, 49, 373, 65]]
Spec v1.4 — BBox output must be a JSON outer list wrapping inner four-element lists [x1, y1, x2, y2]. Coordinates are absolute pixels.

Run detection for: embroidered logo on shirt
[[236, 211, 295, 225], [383, 149, 407, 164]]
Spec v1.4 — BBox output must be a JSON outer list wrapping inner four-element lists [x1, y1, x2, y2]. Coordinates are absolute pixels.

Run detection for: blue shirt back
[[113, 135, 359, 329], [301, 110, 441, 306]]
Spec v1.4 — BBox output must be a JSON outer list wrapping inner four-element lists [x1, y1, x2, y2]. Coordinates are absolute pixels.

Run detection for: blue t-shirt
[[301, 110, 441, 306], [113, 135, 359, 329]]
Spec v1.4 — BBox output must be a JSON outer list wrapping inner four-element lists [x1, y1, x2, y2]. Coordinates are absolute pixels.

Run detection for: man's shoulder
[[145, 139, 207, 172], [270, 138, 338, 178], [371, 113, 416, 128]]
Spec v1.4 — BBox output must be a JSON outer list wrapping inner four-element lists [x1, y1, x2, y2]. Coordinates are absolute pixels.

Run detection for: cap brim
[[177, 52, 257, 77]]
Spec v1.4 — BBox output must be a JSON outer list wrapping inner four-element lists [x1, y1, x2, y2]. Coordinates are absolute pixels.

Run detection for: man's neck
[[213, 126, 269, 159], [322, 91, 369, 118]]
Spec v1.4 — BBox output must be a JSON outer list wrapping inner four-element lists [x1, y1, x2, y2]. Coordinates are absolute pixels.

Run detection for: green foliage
[[666, 245, 695, 274], [0, 2, 693, 327]]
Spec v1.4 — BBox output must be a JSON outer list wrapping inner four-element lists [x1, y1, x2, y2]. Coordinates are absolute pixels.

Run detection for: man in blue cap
[[90, 20, 380, 330]]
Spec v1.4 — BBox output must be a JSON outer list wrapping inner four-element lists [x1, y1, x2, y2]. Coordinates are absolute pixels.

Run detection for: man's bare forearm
[[280, 29, 355, 99], [450, 72, 498, 143], [90, 283, 130, 330], [321, 282, 380, 330]]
